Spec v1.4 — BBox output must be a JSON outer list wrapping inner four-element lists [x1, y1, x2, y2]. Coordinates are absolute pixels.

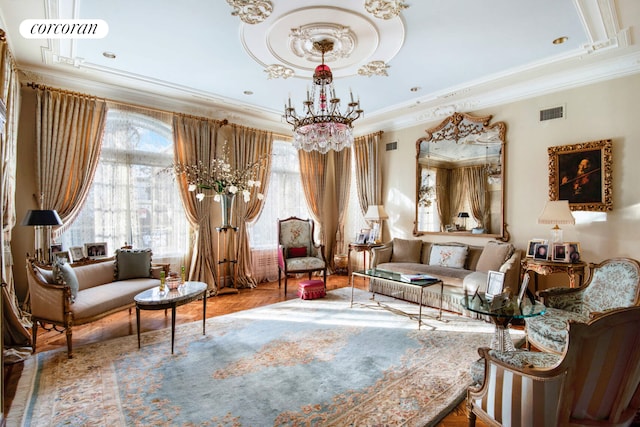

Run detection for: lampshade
[[21, 210, 63, 226], [457, 212, 470, 218], [364, 205, 389, 221], [537, 200, 575, 225]]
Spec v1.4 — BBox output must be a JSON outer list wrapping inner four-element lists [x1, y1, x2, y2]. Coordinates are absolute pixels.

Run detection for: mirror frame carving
[[414, 112, 509, 241]]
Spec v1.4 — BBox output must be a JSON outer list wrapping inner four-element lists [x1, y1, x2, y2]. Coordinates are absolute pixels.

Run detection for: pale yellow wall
[[381, 73, 640, 264]]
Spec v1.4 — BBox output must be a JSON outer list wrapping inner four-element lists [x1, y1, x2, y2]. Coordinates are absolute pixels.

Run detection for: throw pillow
[[475, 241, 514, 273], [288, 246, 307, 258], [390, 238, 422, 263], [114, 248, 152, 280], [429, 244, 468, 268], [52, 259, 79, 302]]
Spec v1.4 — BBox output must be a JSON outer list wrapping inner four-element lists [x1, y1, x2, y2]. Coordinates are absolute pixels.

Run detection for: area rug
[[10, 288, 522, 426]]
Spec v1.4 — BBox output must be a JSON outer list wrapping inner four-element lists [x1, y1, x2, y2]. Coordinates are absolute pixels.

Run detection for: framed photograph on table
[[53, 251, 70, 263], [527, 239, 546, 258], [486, 270, 505, 300], [85, 242, 108, 259], [69, 246, 85, 261], [566, 242, 581, 263], [517, 274, 530, 305], [548, 139, 612, 212], [552, 243, 570, 262], [533, 243, 549, 260], [355, 233, 366, 244]]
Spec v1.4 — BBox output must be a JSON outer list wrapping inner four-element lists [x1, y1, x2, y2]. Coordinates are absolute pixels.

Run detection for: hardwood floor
[[4, 274, 482, 426]]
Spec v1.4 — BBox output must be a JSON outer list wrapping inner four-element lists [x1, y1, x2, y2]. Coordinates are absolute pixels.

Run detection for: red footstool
[[297, 279, 326, 300]]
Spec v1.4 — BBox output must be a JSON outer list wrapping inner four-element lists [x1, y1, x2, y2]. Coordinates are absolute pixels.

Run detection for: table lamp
[[364, 205, 389, 243], [457, 212, 470, 230], [537, 200, 575, 243], [21, 209, 63, 263]]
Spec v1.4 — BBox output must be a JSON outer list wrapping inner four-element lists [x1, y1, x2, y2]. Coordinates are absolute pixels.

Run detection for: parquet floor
[[4, 274, 483, 426]]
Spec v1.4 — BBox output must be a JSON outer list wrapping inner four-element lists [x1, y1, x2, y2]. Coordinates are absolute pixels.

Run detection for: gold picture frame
[[548, 139, 612, 211]]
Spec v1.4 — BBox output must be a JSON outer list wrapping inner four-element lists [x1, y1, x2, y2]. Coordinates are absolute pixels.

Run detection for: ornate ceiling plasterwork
[[364, 0, 409, 20], [226, 0, 273, 24], [264, 64, 294, 79], [240, 5, 405, 79]]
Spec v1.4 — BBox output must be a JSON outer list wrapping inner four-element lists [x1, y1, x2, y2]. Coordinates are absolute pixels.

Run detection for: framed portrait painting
[[548, 139, 612, 211], [84, 242, 108, 259]]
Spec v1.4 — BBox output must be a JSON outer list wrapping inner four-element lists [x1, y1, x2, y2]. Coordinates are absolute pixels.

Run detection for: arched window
[[60, 108, 190, 266]]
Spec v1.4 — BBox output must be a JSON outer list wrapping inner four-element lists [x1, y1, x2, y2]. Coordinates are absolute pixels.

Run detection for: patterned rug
[[10, 288, 522, 426]]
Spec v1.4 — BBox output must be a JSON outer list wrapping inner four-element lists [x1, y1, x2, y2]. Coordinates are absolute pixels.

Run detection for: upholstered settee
[[370, 239, 521, 315], [26, 249, 170, 358]]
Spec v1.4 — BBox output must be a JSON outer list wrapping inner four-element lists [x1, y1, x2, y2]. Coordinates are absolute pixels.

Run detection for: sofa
[[370, 239, 521, 316], [26, 248, 170, 358]]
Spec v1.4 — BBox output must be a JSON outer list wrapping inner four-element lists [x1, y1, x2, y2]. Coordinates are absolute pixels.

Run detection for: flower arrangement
[[172, 143, 266, 203]]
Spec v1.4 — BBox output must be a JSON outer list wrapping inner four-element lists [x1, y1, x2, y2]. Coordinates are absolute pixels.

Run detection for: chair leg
[[31, 321, 38, 354], [323, 269, 327, 290], [278, 268, 282, 289], [66, 327, 73, 359], [467, 408, 477, 427], [284, 275, 288, 297]]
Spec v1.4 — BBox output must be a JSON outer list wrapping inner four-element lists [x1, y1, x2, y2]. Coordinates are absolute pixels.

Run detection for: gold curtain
[[1, 30, 32, 350], [172, 114, 223, 294], [435, 167, 451, 230], [333, 148, 351, 256], [449, 167, 466, 225], [353, 131, 383, 216], [231, 124, 273, 288], [34, 86, 107, 233], [464, 166, 488, 228], [298, 150, 327, 244]]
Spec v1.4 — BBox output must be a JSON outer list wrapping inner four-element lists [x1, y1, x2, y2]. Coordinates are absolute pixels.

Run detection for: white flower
[[257, 193, 264, 200], [247, 179, 255, 187], [188, 184, 197, 192], [254, 180, 261, 188], [196, 193, 205, 202], [243, 190, 250, 202], [213, 194, 221, 202], [228, 185, 238, 194]]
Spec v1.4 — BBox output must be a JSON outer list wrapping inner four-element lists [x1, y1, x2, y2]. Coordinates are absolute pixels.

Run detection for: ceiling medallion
[[284, 39, 363, 154], [226, 0, 273, 24], [289, 25, 355, 63], [358, 61, 390, 77], [264, 64, 295, 79], [364, 0, 409, 20]]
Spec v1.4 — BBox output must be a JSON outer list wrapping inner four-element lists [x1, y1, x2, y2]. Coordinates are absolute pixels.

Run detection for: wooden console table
[[521, 258, 587, 293], [347, 242, 383, 277]]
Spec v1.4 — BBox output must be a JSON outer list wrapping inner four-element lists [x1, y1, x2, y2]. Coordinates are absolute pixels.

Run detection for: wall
[[381, 73, 640, 269]]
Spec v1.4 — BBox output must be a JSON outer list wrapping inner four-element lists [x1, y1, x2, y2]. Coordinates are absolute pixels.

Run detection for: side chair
[[468, 305, 640, 427], [277, 216, 327, 296]]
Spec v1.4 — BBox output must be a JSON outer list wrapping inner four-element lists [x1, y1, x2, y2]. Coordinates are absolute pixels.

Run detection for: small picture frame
[[566, 242, 581, 263], [445, 224, 455, 232], [517, 274, 530, 305], [84, 242, 108, 259], [69, 246, 85, 262], [533, 243, 549, 260], [50, 244, 62, 254], [552, 243, 570, 262], [527, 239, 546, 258], [355, 233, 366, 244], [53, 250, 70, 263], [486, 270, 505, 300]]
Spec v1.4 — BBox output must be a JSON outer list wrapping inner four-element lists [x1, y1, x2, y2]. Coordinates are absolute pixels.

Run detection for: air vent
[[540, 106, 564, 121], [386, 141, 398, 151]]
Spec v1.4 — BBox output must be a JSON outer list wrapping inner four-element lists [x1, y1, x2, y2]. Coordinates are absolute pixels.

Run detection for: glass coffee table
[[134, 281, 208, 354], [463, 293, 546, 351], [350, 268, 444, 329]]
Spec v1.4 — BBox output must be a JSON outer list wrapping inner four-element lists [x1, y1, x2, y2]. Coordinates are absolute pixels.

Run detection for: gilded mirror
[[414, 112, 508, 240]]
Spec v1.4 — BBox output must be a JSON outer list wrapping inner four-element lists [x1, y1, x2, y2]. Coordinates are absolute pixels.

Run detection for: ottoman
[[297, 279, 326, 300]]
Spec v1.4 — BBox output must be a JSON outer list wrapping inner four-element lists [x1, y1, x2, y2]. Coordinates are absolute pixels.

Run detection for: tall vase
[[220, 193, 236, 228]]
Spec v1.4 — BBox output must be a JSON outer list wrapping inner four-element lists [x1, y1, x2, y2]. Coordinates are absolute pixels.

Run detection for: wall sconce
[[21, 209, 63, 263]]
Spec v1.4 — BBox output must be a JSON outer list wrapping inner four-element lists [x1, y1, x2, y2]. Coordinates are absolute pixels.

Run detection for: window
[[248, 140, 310, 281], [60, 108, 190, 262]]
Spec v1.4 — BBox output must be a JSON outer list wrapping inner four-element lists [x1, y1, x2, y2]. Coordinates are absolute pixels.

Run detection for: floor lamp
[[21, 210, 63, 264]]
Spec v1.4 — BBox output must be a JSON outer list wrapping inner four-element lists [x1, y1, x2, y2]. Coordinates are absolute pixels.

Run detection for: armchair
[[277, 216, 327, 296], [468, 306, 640, 427], [525, 257, 640, 354]]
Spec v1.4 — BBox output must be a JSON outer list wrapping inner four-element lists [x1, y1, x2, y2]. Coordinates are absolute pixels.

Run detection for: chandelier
[[284, 39, 363, 154]]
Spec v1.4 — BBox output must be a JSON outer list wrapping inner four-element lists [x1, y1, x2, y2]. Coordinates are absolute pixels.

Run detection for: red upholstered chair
[[468, 306, 640, 427], [277, 217, 327, 296]]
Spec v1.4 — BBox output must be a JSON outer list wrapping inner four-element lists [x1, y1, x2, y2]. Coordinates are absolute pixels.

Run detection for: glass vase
[[220, 193, 236, 228]]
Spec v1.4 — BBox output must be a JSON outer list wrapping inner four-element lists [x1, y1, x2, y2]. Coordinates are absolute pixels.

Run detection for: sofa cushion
[[53, 259, 80, 301], [429, 244, 468, 268], [73, 260, 117, 291], [390, 238, 422, 263], [475, 241, 514, 273], [115, 249, 152, 280]]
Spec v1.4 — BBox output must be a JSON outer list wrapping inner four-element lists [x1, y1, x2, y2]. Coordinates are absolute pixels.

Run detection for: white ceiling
[[1, 0, 639, 135]]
